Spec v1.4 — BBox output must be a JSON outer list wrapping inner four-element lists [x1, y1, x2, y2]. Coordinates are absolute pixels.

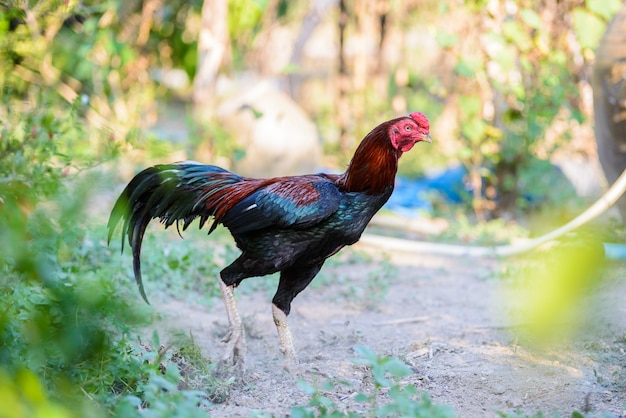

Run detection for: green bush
[[1, 88, 240, 415], [0, 98, 222, 415]]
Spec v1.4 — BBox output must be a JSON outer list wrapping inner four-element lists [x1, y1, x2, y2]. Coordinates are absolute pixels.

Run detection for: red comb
[[409, 112, 429, 130]]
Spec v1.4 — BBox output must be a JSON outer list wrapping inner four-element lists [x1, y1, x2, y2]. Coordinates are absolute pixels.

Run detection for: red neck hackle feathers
[[338, 112, 430, 194]]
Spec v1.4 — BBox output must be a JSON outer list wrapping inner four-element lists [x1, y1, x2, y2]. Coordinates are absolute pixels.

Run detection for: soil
[[156, 243, 626, 418]]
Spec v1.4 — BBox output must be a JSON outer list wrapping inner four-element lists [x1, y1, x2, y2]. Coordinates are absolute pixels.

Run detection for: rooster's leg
[[271, 263, 323, 371], [272, 303, 297, 371], [219, 279, 246, 368]]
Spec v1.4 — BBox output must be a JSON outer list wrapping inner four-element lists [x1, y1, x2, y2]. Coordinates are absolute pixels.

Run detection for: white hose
[[360, 169, 626, 258]]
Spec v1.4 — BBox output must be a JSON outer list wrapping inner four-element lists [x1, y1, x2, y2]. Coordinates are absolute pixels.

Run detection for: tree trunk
[[337, 0, 351, 157], [193, 0, 229, 114], [287, 0, 338, 99], [593, 5, 626, 221]]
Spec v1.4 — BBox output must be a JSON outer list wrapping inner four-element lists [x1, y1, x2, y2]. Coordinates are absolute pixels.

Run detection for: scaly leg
[[272, 303, 298, 371], [219, 279, 246, 368], [271, 263, 324, 371]]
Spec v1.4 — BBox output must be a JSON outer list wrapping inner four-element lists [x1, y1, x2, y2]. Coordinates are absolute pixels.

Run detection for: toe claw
[[221, 330, 232, 343]]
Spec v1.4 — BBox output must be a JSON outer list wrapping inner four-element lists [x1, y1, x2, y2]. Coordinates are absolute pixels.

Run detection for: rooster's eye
[[405, 125, 411, 131]]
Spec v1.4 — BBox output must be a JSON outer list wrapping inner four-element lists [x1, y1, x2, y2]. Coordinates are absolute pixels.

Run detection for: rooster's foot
[[220, 330, 233, 343], [281, 353, 299, 373], [221, 329, 246, 366], [218, 279, 246, 374], [272, 303, 299, 373]]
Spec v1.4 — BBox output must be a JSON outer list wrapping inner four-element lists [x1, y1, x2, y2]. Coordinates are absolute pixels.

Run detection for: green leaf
[[458, 94, 482, 118], [519, 55, 533, 73], [385, 358, 412, 377], [454, 61, 473, 77], [572, 8, 606, 49], [570, 108, 586, 124], [495, 45, 518, 71], [377, 404, 400, 417], [149, 374, 177, 392], [141, 351, 157, 363], [241, 104, 264, 119], [352, 345, 378, 364], [435, 29, 458, 48], [28, 292, 50, 305], [503, 20, 532, 50], [321, 380, 335, 391], [151, 329, 160, 349], [586, 0, 622, 21], [354, 392, 370, 403], [290, 406, 314, 418], [462, 118, 487, 144], [372, 366, 392, 388], [311, 394, 335, 409], [512, 83, 526, 100], [296, 380, 317, 396], [387, 387, 418, 414], [520, 8, 542, 29], [252, 0, 270, 10]]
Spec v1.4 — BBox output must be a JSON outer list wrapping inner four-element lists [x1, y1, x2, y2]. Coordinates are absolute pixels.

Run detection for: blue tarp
[[384, 165, 468, 217]]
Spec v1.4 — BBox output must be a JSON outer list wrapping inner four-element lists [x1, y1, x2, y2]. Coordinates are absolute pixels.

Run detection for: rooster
[[108, 112, 431, 370]]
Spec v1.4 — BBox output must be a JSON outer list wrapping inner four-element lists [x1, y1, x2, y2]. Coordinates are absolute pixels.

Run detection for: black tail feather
[[131, 212, 151, 304], [107, 163, 244, 304]]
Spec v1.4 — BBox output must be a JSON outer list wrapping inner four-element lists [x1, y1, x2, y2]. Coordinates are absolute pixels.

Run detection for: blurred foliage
[[0, 87, 218, 417], [509, 232, 607, 343], [427, 0, 622, 218], [228, 0, 269, 67], [1, 1, 150, 141], [0, 1, 226, 416]]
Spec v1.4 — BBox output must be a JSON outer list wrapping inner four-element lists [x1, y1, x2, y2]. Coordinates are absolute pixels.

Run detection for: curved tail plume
[[107, 163, 253, 303]]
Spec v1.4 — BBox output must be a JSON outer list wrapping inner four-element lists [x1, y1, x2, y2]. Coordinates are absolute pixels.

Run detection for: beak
[[422, 133, 432, 143]]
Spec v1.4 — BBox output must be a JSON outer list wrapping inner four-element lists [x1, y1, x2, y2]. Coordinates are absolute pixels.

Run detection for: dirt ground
[[157, 242, 626, 418]]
